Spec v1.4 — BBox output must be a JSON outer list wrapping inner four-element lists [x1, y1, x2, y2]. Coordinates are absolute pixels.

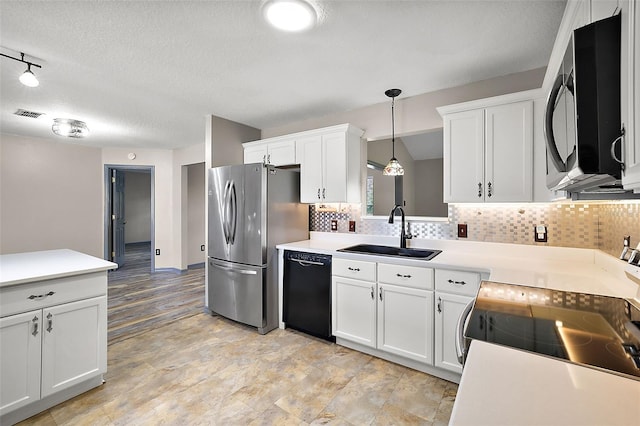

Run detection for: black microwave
[[545, 13, 623, 193]]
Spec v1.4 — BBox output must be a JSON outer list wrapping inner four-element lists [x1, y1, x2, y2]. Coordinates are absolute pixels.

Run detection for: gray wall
[[0, 134, 103, 257], [123, 170, 151, 244], [414, 159, 447, 217], [187, 162, 205, 266]]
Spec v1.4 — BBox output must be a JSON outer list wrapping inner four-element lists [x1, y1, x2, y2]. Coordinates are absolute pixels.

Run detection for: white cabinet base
[[0, 375, 104, 426], [336, 337, 461, 384]]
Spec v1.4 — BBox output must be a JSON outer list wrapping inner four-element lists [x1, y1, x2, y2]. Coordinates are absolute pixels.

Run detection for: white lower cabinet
[[0, 296, 106, 415], [332, 275, 376, 347], [434, 292, 472, 374], [332, 258, 435, 365], [377, 284, 434, 363], [434, 269, 481, 374], [0, 310, 42, 414], [0, 273, 108, 422]]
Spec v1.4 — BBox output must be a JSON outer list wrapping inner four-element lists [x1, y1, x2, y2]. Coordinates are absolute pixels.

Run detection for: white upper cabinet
[[297, 124, 364, 203], [243, 138, 296, 167], [440, 96, 533, 203], [621, 0, 640, 191]]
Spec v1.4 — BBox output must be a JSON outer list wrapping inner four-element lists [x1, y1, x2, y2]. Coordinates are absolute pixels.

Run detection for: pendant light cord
[[391, 96, 395, 158]]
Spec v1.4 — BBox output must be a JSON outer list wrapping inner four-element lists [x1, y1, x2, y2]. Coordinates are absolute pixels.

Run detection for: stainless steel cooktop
[[465, 281, 640, 380]]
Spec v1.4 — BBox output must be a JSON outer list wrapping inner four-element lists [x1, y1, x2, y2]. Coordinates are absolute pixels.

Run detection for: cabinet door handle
[[46, 313, 53, 333], [317, 188, 321, 199], [396, 273, 412, 278], [447, 279, 466, 285], [610, 131, 625, 170], [267, 154, 271, 164], [370, 286, 374, 300], [487, 182, 493, 197], [437, 297, 442, 313], [347, 267, 360, 272], [322, 188, 326, 199], [489, 316, 494, 332], [262, 154, 266, 164], [477, 182, 482, 197], [28, 291, 55, 300], [32, 316, 39, 337], [379, 287, 383, 301]]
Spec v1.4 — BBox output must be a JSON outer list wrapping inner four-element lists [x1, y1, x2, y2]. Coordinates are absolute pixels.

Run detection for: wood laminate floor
[[18, 243, 458, 425]]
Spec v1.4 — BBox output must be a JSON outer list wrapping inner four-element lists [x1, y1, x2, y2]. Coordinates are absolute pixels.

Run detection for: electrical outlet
[[534, 225, 548, 242], [155, 249, 160, 255], [330, 219, 338, 231], [200, 245, 205, 251], [457, 223, 468, 238], [349, 221, 356, 232]]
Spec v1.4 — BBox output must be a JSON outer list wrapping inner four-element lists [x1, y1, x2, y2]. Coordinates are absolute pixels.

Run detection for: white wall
[[0, 134, 103, 257], [187, 163, 205, 266], [103, 144, 206, 270], [123, 170, 151, 243]]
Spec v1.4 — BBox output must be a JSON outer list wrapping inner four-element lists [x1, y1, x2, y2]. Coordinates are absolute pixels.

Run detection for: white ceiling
[[0, 0, 566, 150]]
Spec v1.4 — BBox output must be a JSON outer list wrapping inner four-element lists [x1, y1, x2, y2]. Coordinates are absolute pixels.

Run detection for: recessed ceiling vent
[[14, 109, 44, 119]]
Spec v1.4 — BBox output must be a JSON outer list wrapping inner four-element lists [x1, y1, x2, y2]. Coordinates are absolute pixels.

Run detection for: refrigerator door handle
[[222, 181, 232, 244], [209, 260, 257, 275], [229, 180, 238, 244]]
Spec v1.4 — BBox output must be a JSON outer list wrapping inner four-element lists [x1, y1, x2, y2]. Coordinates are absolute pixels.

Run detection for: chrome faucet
[[388, 205, 412, 248]]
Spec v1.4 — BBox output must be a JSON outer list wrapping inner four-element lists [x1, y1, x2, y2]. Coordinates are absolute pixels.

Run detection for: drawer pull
[[396, 273, 412, 278], [348, 267, 361, 272], [46, 313, 53, 333], [32, 316, 39, 337], [28, 291, 55, 300], [370, 286, 374, 300], [447, 279, 466, 285]]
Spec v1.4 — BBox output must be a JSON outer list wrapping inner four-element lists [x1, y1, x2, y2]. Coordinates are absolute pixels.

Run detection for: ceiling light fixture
[[52, 118, 90, 138], [383, 88, 404, 176], [0, 52, 42, 87], [263, 0, 317, 32]]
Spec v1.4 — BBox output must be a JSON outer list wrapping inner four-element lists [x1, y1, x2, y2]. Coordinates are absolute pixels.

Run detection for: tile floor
[[19, 314, 458, 425]]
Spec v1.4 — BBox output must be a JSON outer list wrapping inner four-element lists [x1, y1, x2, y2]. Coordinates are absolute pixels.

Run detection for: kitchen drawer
[[435, 269, 480, 296], [332, 258, 376, 282], [0, 272, 107, 318], [377, 263, 434, 290]]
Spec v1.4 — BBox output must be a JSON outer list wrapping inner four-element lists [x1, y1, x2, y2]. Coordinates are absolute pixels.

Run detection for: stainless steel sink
[[337, 244, 441, 260]]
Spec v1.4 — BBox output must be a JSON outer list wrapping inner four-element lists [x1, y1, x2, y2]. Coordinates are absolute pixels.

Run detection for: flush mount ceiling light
[[383, 88, 405, 176], [0, 52, 42, 87], [52, 118, 90, 138], [263, 0, 317, 32]]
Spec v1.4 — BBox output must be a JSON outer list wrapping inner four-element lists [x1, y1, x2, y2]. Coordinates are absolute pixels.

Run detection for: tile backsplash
[[309, 201, 640, 258]]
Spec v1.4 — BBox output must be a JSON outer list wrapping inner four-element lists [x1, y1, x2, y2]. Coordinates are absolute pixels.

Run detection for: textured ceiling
[[0, 1, 566, 149]]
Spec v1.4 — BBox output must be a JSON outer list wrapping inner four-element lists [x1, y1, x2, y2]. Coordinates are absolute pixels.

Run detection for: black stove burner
[[465, 282, 640, 380]]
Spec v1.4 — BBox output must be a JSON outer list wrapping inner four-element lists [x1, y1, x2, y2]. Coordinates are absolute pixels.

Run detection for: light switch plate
[[534, 225, 547, 242]]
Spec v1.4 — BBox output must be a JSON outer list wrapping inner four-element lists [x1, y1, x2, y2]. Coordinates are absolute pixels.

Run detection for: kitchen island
[[0, 249, 116, 425]]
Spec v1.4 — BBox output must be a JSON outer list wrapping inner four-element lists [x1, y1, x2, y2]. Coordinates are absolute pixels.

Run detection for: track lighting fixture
[[0, 52, 42, 87]]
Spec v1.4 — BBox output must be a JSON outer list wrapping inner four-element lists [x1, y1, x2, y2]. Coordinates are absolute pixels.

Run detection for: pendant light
[[383, 88, 404, 176]]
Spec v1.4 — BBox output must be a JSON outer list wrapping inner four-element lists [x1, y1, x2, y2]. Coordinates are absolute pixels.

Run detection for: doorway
[[104, 165, 155, 273]]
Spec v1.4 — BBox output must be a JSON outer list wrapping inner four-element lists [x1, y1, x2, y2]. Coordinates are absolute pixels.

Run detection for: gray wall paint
[[123, 171, 151, 244], [187, 162, 205, 266], [261, 68, 546, 140], [414, 159, 447, 217], [0, 134, 103, 257]]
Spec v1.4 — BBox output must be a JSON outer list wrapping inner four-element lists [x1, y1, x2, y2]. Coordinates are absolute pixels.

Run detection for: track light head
[[19, 65, 39, 87]]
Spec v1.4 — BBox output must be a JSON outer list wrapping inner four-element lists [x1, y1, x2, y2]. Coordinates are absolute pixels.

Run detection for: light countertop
[[0, 249, 117, 287], [450, 340, 640, 426], [277, 233, 640, 300]]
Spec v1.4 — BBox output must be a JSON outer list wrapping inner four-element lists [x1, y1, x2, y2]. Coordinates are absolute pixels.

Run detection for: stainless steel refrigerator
[[207, 163, 308, 334]]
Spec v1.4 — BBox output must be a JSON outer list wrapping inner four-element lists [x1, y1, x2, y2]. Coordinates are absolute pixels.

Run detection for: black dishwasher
[[283, 250, 334, 342]]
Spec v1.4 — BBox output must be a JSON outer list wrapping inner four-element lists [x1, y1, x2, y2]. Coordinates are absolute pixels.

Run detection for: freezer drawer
[[208, 258, 265, 329]]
